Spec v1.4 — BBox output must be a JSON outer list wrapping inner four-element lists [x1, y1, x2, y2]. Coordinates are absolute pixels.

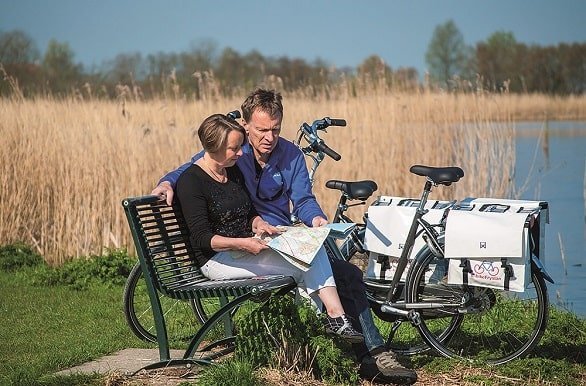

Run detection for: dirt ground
[[56, 348, 201, 385], [55, 347, 536, 385]]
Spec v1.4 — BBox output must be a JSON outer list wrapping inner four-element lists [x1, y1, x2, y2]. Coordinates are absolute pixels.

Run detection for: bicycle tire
[[122, 262, 201, 342], [406, 251, 548, 365]]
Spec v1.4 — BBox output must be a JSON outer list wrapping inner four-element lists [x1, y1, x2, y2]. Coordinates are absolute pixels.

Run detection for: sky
[[2, 0, 586, 76]]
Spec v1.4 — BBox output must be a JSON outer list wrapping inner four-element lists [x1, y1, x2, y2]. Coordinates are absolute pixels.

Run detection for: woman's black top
[[176, 163, 259, 266]]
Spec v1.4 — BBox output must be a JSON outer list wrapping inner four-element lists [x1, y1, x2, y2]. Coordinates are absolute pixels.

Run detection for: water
[[514, 121, 586, 318]]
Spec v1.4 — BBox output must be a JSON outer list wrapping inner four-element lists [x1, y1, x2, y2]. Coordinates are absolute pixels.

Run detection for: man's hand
[[311, 216, 328, 227], [151, 181, 174, 206]]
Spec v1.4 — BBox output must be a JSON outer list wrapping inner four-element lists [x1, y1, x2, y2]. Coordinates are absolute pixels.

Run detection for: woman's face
[[216, 129, 244, 167]]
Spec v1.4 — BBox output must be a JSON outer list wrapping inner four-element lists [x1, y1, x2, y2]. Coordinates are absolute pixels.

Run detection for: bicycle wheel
[[122, 262, 201, 342], [406, 252, 548, 365]]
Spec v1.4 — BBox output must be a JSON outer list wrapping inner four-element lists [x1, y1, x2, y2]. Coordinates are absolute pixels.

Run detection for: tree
[[357, 55, 393, 88], [215, 47, 243, 92], [394, 67, 419, 91], [42, 39, 82, 94], [106, 52, 145, 83], [425, 20, 471, 88], [557, 43, 586, 94], [476, 31, 519, 91], [0, 30, 42, 96], [0, 29, 39, 64]]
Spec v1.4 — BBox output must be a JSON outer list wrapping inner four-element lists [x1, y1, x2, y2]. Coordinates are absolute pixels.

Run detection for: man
[[152, 88, 417, 385]]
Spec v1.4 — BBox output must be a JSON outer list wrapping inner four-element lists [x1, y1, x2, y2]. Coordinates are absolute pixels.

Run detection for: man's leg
[[329, 258, 417, 384], [329, 258, 384, 356]]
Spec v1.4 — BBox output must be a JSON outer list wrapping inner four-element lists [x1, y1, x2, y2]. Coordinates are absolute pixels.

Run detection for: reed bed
[[1, 91, 583, 265]]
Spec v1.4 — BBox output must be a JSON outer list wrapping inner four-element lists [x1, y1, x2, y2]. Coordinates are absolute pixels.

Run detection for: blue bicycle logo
[[474, 261, 499, 276]]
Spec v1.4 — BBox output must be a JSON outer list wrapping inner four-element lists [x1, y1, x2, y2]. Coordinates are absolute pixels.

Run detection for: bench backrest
[[122, 195, 207, 297]]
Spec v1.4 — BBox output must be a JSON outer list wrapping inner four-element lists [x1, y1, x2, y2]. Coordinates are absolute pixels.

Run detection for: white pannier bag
[[445, 197, 548, 292], [364, 196, 453, 281]]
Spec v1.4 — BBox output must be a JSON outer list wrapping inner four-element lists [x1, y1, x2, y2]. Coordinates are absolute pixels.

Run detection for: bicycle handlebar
[[315, 141, 341, 161], [328, 118, 347, 127], [297, 117, 346, 161]]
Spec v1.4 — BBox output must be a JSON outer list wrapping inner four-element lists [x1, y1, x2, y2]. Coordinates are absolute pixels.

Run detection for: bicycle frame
[[296, 117, 551, 364], [385, 178, 443, 304]]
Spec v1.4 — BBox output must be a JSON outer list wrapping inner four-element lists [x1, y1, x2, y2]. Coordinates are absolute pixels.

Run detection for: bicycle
[[294, 117, 552, 365]]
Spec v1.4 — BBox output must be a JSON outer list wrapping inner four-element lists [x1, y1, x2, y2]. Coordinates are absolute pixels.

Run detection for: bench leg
[[219, 295, 233, 338], [184, 293, 253, 359]]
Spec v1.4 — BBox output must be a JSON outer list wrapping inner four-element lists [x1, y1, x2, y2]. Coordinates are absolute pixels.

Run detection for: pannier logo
[[479, 241, 487, 249], [473, 261, 500, 279]]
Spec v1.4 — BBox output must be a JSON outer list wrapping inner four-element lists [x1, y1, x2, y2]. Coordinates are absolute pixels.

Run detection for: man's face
[[244, 109, 282, 159]]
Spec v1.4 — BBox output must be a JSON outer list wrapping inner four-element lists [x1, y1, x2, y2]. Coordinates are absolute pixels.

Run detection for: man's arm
[[287, 147, 328, 226], [152, 152, 203, 205]]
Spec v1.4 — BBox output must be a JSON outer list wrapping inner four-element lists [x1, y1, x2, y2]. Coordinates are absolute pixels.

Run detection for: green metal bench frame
[[122, 195, 297, 371]]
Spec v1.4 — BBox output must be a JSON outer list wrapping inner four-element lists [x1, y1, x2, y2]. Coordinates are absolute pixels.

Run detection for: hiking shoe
[[359, 350, 417, 385], [323, 314, 364, 343]]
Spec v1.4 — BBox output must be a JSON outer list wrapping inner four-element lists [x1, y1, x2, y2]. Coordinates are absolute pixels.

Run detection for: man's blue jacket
[[159, 138, 327, 226]]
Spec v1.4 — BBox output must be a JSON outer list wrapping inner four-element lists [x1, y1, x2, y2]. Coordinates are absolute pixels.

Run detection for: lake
[[514, 120, 586, 318]]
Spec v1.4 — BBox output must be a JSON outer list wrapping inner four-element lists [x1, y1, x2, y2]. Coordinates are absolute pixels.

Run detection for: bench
[[122, 195, 297, 371]]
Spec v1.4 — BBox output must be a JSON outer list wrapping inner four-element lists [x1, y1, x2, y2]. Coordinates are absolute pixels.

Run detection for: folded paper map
[[264, 225, 332, 271]]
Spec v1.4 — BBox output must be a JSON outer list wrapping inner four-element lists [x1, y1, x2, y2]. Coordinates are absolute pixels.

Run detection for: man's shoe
[[323, 314, 364, 343], [359, 351, 417, 385]]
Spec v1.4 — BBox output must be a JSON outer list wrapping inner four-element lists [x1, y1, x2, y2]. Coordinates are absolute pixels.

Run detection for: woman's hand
[[251, 216, 282, 237], [239, 237, 269, 255]]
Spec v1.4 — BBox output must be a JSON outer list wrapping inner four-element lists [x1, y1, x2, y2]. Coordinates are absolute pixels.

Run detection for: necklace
[[202, 156, 227, 183]]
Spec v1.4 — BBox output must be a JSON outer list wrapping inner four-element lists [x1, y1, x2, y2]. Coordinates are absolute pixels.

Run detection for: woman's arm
[[210, 233, 268, 255]]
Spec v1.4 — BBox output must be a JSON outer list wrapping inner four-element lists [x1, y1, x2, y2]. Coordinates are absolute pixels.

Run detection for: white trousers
[[200, 245, 336, 301]]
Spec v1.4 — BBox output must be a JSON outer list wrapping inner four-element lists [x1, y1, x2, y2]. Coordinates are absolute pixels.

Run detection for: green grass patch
[[0, 242, 585, 385], [235, 296, 359, 385], [197, 359, 262, 386], [0, 249, 149, 386]]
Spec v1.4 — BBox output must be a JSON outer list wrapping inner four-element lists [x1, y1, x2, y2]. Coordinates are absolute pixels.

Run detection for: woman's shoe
[[323, 314, 364, 343]]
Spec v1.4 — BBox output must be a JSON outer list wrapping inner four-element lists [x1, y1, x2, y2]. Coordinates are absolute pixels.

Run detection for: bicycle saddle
[[325, 180, 378, 200], [410, 165, 464, 185]]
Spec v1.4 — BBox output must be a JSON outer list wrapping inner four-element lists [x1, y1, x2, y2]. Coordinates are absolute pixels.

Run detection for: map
[[265, 225, 331, 271]]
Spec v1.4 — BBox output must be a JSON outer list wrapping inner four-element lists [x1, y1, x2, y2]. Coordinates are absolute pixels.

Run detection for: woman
[[176, 113, 363, 343]]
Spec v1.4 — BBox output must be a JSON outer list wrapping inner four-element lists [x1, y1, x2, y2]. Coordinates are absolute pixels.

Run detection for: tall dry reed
[[1, 91, 584, 264]]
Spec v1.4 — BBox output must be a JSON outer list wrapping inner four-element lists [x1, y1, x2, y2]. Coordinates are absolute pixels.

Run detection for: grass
[[1, 262, 585, 386], [0, 269, 150, 385]]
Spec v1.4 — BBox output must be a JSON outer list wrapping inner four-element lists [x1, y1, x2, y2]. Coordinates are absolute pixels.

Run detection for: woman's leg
[[203, 247, 345, 317], [304, 247, 346, 317], [203, 247, 364, 342], [315, 286, 344, 317]]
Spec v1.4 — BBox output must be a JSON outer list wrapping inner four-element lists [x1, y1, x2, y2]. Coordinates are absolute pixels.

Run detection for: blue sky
[[2, 0, 585, 75]]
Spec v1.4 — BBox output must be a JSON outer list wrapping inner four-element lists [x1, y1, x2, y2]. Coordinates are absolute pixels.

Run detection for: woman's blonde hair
[[198, 113, 246, 153]]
